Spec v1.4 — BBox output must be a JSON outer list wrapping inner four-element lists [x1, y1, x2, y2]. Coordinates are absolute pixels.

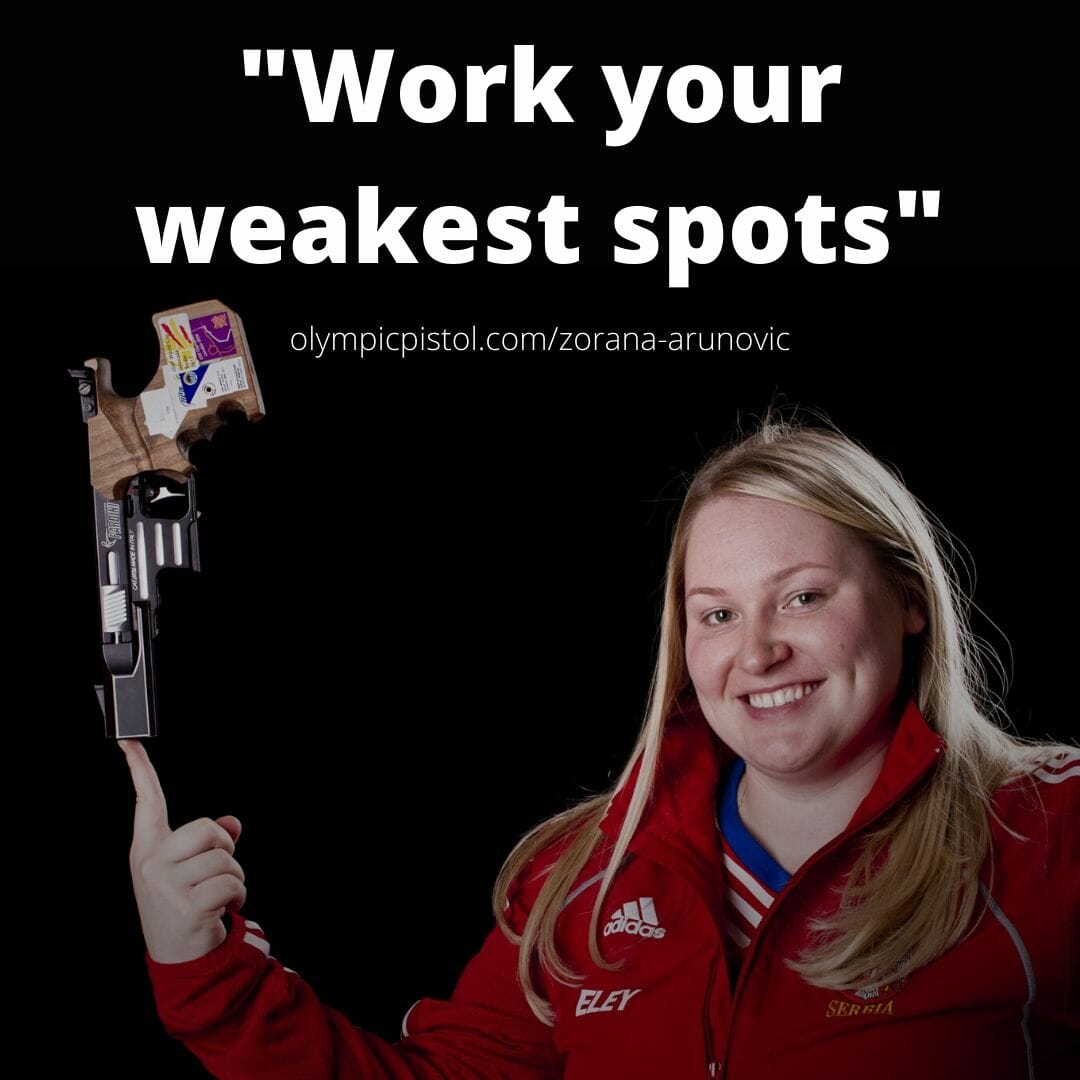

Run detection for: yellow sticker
[[157, 313, 199, 373]]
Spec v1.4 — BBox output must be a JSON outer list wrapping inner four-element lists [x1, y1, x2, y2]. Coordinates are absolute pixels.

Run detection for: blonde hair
[[492, 409, 1067, 1026]]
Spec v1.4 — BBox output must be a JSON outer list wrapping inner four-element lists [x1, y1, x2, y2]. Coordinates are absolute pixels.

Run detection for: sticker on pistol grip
[[185, 352, 250, 408], [176, 311, 247, 407], [145, 311, 250, 434], [189, 311, 238, 364], [158, 313, 200, 374]]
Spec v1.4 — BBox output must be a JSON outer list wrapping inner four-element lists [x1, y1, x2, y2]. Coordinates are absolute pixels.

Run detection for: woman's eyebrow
[[685, 562, 835, 598]]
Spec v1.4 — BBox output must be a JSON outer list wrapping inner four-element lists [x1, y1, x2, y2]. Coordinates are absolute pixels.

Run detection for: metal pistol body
[[70, 301, 264, 738]]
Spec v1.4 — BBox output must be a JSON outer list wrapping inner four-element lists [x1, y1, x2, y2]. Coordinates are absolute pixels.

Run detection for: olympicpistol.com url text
[[290, 325, 791, 360]]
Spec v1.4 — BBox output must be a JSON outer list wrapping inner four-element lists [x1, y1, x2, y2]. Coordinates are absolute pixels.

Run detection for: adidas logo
[[603, 896, 667, 940]]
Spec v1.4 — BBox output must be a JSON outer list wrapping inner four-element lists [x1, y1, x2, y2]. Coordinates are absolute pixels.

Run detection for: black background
[[9, 17, 1077, 1077]]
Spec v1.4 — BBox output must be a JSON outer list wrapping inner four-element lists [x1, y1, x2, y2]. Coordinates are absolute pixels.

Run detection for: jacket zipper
[[628, 843, 729, 1074], [715, 748, 943, 1075], [702, 950, 719, 1074]]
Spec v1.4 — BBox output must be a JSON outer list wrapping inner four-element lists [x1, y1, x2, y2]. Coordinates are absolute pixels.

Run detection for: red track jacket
[[146, 697, 1079, 1078]]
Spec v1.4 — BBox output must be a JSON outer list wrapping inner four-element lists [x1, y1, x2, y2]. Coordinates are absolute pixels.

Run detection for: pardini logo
[[101, 501, 123, 549], [603, 897, 666, 940]]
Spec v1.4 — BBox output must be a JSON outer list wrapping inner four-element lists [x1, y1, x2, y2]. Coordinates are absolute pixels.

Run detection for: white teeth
[[747, 682, 820, 709]]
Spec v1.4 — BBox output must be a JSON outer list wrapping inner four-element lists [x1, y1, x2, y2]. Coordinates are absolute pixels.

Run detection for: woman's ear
[[903, 603, 928, 636]]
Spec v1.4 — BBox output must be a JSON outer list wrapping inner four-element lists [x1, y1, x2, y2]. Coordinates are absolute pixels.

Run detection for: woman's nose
[[735, 617, 792, 674]]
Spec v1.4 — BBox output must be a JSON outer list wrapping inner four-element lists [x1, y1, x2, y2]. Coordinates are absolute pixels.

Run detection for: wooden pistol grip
[[84, 300, 265, 499]]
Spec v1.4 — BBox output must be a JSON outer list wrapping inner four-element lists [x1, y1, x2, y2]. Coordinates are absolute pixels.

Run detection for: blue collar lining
[[718, 759, 792, 893]]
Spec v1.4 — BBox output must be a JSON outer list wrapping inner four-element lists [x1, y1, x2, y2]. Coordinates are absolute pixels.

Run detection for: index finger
[[118, 738, 170, 839]]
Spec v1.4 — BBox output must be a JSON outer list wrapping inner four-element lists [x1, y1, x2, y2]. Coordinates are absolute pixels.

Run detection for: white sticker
[[140, 377, 182, 439], [189, 356, 250, 408]]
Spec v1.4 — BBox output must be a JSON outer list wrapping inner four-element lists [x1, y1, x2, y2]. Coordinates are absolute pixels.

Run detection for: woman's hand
[[118, 739, 247, 964]]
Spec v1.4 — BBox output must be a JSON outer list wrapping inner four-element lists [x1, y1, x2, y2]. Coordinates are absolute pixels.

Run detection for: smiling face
[[683, 494, 926, 786]]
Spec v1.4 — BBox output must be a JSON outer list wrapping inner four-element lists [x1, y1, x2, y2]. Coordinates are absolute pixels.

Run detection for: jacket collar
[[597, 693, 945, 914]]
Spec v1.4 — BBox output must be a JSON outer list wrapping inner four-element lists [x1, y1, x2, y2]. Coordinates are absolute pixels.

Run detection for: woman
[[121, 414, 1078, 1078]]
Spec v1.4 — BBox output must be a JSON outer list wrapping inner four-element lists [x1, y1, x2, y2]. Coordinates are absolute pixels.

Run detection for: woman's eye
[[703, 609, 733, 625], [789, 591, 821, 608]]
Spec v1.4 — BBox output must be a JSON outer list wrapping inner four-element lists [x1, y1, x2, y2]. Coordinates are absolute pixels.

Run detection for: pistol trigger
[[150, 488, 184, 505], [94, 685, 106, 719]]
